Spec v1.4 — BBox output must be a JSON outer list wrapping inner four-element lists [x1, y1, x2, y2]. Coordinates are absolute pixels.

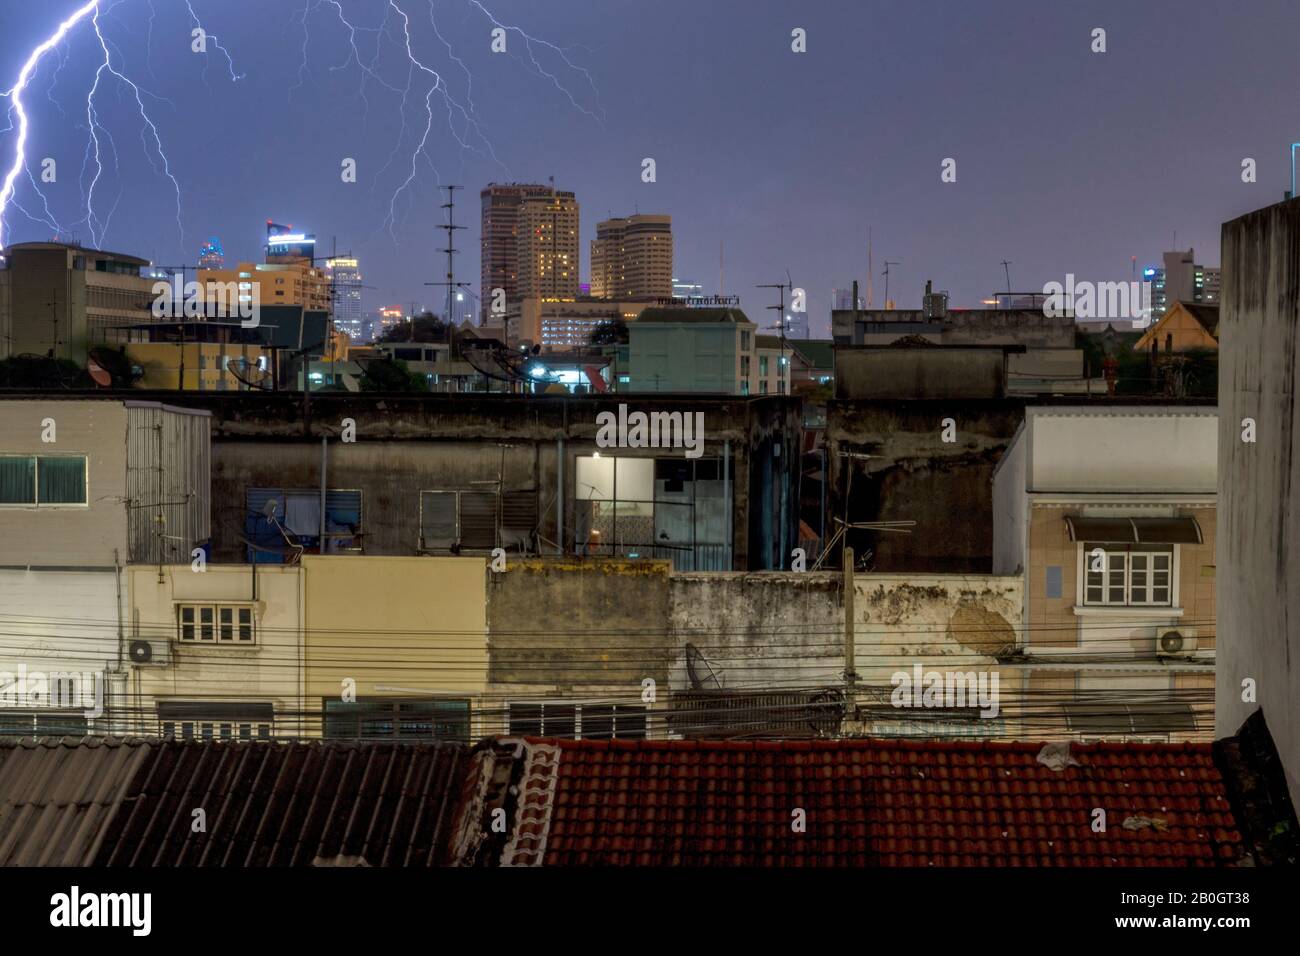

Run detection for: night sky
[[2, 0, 1297, 336]]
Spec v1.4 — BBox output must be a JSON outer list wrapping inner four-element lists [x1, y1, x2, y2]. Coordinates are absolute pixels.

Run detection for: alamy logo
[[50, 886, 151, 936], [0, 665, 103, 719], [595, 404, 705, 459], [1041, 274, 1153, 327], [151, 275, 261, 328], [890, 664, 1000, 718]]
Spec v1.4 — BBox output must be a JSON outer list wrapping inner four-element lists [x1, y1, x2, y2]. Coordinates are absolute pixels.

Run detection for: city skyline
[[2, 1, 1295, 338]]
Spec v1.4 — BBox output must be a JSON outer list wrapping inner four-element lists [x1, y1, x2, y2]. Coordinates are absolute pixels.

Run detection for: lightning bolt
[[0, 0, 101, 250], [1, 0, 602, 256]]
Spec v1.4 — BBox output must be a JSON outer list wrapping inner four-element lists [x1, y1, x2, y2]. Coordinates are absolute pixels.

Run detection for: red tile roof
[[496, 738, 1245, 867]]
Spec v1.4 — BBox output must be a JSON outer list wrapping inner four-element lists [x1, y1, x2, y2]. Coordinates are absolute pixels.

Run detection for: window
[[420, 489, 536, 552], [0, 455, 87, 505], [507, 701, 648, 740], [0, 713, 89, 736], [324, 698, 470, 742], [159, 701, 273, 741], [245, 487, 362, 560], [1083, 545, 1173, 606], [177, 603, 256, 643]]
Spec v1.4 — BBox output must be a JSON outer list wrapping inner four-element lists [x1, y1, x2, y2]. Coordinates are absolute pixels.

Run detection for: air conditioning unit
[[128, 639, 172, 667], [1156, 628, 1197, 658]]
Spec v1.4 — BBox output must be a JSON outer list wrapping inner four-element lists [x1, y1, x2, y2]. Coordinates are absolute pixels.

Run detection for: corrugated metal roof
[[97, 739, 469, 867], [0, 737, 155, 866]]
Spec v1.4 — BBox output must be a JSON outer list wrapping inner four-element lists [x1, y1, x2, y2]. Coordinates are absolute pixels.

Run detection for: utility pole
[[758, 280, 791, 395], [1001, 260, 1013, 296], [843, 545, 857, 699], [866, 226, 873, 307], [882, 261, 900, 310]]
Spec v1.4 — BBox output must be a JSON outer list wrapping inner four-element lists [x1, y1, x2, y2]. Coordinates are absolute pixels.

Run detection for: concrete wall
[[1217, 198, 1300, 805], [1027, 407, 1217, 493], [127, 564, 303, 736], [487, 558, 673, 692], [991, 422, 1027, 575], [630, 323, 742, 394], [826, 399, 1027, 572], [835, 348, 1006, 400], [0, 399, 127, 567]]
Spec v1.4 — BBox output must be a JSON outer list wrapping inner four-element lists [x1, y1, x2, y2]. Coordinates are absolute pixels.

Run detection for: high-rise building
[[198, 237, 225, 270], [516, 189, 579, 302], [480, 183, 570, 318], [325, 256, 363, 342], [374, 305, 407, 341], [1147, 248, 1221, 319], [590, 214, 673, 299]]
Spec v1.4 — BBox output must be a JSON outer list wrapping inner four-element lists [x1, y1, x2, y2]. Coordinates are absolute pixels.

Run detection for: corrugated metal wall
[[126, 404, 211, 564]]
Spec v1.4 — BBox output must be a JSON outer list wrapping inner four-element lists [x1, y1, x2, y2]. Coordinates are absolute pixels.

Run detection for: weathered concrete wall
[[487, 558, 674, 690], [1217, 198, 1300, 806], [826, 399, 1027, 572], [835, 348, 1006, 400], [668, 572, 843, 690]]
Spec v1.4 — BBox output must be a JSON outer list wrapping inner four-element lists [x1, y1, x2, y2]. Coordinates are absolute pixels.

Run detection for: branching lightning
[[0, 0, 602, 255]]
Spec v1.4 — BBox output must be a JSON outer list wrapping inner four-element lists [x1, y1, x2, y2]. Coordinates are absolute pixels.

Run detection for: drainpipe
[[319, 437, 328, 553], [723, 439, 732, 569], [556, 436, 565, 555]]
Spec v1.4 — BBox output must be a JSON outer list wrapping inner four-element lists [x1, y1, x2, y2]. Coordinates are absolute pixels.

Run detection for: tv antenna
[[882, 261, 900, 309], [758, 278, 792, 392], [1001, 260, 1013, 295], [425, 185, 471, 323]]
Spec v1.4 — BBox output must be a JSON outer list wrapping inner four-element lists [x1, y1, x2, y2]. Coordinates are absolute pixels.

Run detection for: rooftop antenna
[[866, 226, 873, 308], [425, 185, 469, 326], [758, 278, 792, 394], [719, 240, 725, 296], [882, 260, 900, 310], [1000, 260, 1013, 296]]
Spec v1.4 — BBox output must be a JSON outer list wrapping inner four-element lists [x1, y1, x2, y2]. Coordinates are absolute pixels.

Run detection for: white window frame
[[506, 700, 650, 740], [1077, 543, 1178, 608], [176, 603, 256, 644]]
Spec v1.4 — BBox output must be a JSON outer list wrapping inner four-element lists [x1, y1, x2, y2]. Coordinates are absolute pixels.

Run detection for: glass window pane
[[1153, 587, 1169, 604], [219, 607, 233, 641], [0, 457, 36, 504], [37, 457, 86, 504], [199, 607, 214, 641], [238, 608, 253, 641]]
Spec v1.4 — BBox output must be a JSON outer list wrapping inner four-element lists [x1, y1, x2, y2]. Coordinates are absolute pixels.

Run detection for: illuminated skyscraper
[[265, 221, 316, 263], [326, 256, 363, 342], [590, 214, 673, 299], [480, 183, 578, 315], [198, 237, 225, 270]]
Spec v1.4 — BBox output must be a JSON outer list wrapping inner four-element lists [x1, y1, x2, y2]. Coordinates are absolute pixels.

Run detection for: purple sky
[[2, 0, 1296, 336]]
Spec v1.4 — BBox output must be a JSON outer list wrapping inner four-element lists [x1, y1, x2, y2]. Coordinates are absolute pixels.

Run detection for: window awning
[[1064, 515, 1202, 544], [1060, 701, 1198, 734]]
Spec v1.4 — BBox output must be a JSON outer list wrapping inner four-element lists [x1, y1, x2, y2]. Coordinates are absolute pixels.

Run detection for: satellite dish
[[806, 688, 845, 737], [86, 356, 112, 387], [228, 356, 274, 390], [684, 643, 722, 691]]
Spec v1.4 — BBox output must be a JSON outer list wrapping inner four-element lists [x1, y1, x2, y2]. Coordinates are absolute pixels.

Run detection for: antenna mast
[[428, 185, 469, 326]]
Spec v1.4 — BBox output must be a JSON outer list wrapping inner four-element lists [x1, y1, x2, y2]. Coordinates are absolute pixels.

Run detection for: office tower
[[590, 214, 673, 299], [325, 257, 363, 341], [1148, 248, 1221, 318], [480, 183, 570, 318], [515, 189, 579, 301], [198, 237, 225, 270]]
